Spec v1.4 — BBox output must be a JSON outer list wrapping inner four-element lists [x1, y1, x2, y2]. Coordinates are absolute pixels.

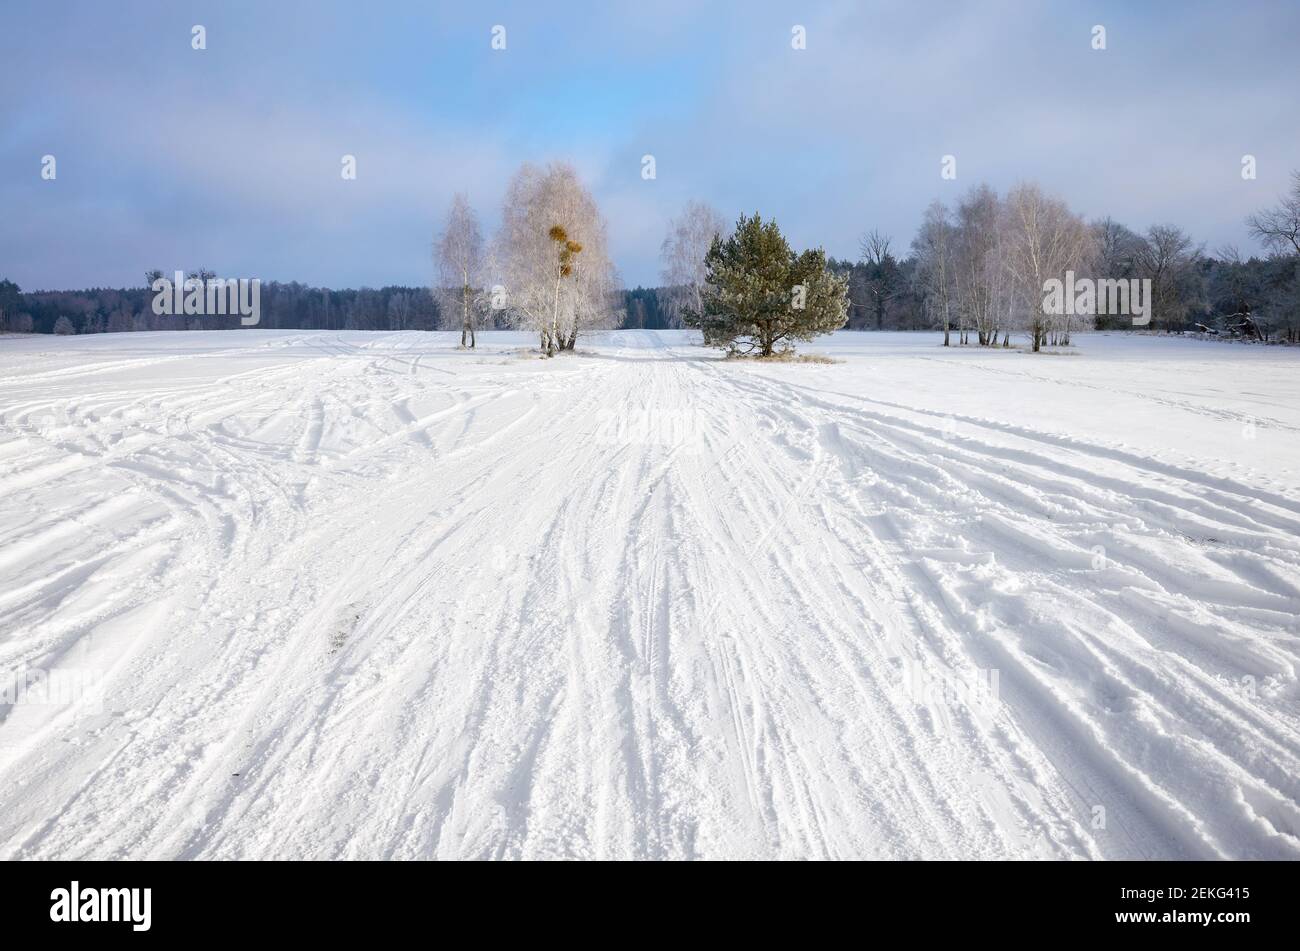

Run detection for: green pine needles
[[684, 213, 849, 356]]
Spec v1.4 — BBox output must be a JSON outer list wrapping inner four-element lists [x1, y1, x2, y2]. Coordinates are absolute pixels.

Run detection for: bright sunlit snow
[[1, 329, 1298, 859]]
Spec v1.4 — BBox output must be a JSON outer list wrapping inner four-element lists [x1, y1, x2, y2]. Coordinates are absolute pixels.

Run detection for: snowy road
[[1, 329, 1298, 859]]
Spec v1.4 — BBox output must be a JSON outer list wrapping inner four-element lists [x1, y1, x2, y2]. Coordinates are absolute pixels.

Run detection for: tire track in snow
[[2, 330, 1296, 859]]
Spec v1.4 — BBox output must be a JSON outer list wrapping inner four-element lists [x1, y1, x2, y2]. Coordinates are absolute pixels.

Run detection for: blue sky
[[2, 0, 1298, 290]]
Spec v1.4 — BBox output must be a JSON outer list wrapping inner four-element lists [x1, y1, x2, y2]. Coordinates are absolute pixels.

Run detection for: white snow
[[0, 329, 1298, 859]]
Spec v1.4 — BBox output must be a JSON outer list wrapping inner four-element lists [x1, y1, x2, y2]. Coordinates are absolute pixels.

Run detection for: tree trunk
[[548, 271, 562, 357], [461, 285, 470, 348]]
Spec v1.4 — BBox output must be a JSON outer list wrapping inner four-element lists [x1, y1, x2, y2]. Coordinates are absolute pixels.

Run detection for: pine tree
[[685, 213, 848, 356]]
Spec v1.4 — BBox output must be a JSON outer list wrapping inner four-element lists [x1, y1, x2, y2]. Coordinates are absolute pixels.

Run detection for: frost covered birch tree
[[954, 185, 1000, 346], [1001, 183, 1092, 351], [660, 201, 727, 328], [497, 162, 618, 356], [912, 201, 956, 346], [434, 193, 487, 348]]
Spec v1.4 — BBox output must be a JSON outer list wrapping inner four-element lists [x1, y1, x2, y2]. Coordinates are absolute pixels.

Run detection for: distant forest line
[[2, 254, 1296, 341], [0, 279, 679, 336]]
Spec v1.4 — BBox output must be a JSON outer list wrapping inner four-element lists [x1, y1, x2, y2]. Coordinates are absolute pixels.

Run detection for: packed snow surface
[[1, 329, 1298, 860]]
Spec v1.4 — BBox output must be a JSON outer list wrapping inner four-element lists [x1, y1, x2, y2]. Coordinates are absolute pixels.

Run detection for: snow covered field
[[1, 328, 1298, 860]]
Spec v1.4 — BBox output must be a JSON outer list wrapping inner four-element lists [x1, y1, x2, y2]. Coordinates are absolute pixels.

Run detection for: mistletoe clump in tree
[[685, 213, 848, 356], [547, 225, 582, 355]]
